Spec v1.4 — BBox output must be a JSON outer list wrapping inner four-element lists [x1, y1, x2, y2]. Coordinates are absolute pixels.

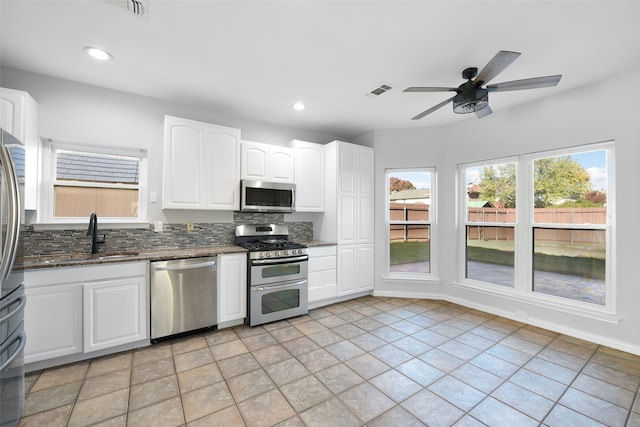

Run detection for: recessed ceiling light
[[292, 102, 306, 111], [85, 47, 113, 61]]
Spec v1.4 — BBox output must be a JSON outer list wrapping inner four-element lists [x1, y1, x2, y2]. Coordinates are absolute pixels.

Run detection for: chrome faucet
[[87, 211, 106, 254]]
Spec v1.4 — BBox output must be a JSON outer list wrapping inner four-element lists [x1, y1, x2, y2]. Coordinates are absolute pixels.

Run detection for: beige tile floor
[[19, 296, 640, 427]]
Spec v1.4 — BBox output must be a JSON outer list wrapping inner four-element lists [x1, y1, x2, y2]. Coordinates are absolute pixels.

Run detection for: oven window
[[261, 264, 301, 279], [262, 289, 300, 314]]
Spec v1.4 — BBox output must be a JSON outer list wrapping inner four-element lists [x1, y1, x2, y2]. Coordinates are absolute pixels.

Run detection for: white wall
[[373, 67, 640, 354], [0, 67, 342, 225]]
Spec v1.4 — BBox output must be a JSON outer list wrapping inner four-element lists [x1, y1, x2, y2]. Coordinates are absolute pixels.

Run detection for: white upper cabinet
[[0, 87, 39, 210], [241, 140, 294, 183], [288, 139, 325, 212], [162, 116, 240, 210]]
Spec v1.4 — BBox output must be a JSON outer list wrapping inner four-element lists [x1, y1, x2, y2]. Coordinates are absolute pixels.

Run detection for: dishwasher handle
[[152, 259, 216, 272]]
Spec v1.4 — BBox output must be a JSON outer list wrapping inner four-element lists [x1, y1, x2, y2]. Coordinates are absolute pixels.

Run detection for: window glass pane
[[389, 224, 430, 273], [533, 150, 607, 224], [56, 150, 139, 184], [389, 171, 431, 215], [466, 162, 516, 222], [532, 228, 605, 305], [466, 226, 514, 287]]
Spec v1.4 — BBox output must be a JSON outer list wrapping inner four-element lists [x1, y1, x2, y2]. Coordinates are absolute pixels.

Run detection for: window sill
[[383, 274, 441, 284], [452, 280, 620, 324]]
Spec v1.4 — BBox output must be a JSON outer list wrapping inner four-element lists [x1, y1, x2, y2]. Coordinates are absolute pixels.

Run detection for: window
[[386, 168, 435, 277], [40, 140, 147, 223], [458, 142, 614, 312], [531, 149, 609, 305], [463, 161, 517, 287]]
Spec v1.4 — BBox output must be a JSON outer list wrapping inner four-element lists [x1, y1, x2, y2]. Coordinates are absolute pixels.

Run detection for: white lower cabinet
[[217, 253, 247, 326], [24, 262, 149, 365], [83, 275, 148, 353], [308, 246, 337, 304], [24, 283, 83, 363], [337, 243, 374, 297]]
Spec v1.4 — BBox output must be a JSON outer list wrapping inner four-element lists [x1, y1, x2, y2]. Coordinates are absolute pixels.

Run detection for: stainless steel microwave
[[240, 180, 296, 213]]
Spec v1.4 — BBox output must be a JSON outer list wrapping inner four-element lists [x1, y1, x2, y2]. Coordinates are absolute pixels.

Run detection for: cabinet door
[[218, 253, 247, 324], [163, 117, 204, 208], [24, 284, 83, 363], [291, 141, 324, 211], [83, 276, 148, 353], [203, 125, 240, 209], [269, 146, 295, 183], [337, 246, 357, 296], [357, 244, 375, 292], [0, 87, 38, 210], [241, 141, 269, 181]]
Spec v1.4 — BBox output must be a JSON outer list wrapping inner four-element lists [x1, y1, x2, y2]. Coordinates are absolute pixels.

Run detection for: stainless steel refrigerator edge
[[0, 129, 26, 427]]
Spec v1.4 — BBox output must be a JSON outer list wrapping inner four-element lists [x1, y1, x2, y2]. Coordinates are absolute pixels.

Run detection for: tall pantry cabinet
[[319, 141, 374, 296]]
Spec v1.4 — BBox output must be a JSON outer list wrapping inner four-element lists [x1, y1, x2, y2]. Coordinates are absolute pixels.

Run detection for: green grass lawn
[[390, 241, 430, 265]]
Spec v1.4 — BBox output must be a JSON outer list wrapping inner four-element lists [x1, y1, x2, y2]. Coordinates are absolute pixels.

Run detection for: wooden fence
[[390, 204, 606, 244]]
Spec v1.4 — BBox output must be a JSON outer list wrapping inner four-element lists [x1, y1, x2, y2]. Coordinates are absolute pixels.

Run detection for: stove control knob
[[275, 251, 281, 257], [259, 253, 264, 258], [284, 250, 289, 256], [265, 252, 271, 257]]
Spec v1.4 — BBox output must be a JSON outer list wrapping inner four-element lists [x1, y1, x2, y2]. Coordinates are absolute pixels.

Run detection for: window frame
[[38, 139, 148, 224], [456, 142, 616, 321], [384, 167, 437, 281]]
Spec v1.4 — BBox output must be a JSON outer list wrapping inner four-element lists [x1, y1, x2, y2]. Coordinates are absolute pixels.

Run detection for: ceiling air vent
[[101, 0, 149, 19], [366, 83, 393, 98]]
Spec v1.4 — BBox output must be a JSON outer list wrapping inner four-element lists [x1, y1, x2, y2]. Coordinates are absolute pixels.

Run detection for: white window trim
[[456, 141, 616, 321], [38, 139, 148, 225], [384, 167, 438, 281]]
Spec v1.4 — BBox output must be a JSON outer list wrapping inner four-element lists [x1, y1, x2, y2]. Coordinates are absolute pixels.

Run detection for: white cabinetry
[[288, 139, 325, 212], [163, 116, 240, 210], [241, 140, 294, 183], [308, 246, 337, 305], [24, 262, 149, 365], [24, 283, 83, 363], [0, 87, 38, 210], [319, 141, 375, 296], [217, 253, 247, 327], [84, 275, 148, 353]]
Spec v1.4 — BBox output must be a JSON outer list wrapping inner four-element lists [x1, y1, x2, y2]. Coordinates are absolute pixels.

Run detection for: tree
[[533, 156, 591, 207], [390, 177, 415, 192], [479, 163, 516, 208]]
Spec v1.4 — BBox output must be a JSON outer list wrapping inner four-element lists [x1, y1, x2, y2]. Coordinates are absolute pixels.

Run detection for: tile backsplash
[[20, 213, 313, 257]]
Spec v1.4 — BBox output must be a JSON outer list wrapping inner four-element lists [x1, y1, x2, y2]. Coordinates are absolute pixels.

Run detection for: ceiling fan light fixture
[[453, 87, 489, 114]]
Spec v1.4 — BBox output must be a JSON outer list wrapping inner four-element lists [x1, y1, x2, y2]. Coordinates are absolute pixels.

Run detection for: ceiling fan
[[404, 50, 562, 120]]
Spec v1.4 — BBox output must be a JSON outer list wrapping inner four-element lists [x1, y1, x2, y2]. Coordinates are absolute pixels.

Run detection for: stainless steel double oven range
[[235, 224, 308, 327]]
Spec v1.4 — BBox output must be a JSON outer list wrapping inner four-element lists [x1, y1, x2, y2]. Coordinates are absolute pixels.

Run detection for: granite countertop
[[16, 245, 247, 270]]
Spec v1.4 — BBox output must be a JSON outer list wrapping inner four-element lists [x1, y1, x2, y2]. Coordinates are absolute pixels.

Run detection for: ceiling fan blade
[[487, 75, 562, 92], [474, 50, 521, 86], [475, 105, 493, 118], [411, 96, 455, 120], [404, 87, 457, 93]]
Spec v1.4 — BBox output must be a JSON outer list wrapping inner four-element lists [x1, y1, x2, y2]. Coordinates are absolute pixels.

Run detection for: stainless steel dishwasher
[[150, 257, 217, 340]]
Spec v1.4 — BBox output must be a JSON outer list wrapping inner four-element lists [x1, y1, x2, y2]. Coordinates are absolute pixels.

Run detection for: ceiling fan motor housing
[[453, 82, 489, 114]]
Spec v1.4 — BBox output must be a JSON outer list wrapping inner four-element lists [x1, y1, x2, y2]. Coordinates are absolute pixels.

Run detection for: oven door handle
[[251, 255, 308, 265], [252, 279, 307, 292]]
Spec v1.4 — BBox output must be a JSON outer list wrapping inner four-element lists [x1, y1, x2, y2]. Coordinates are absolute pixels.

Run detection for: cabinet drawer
[[309, 255, 337, 272], [309, 269, 336, 287], [308, 246, 337, 257]]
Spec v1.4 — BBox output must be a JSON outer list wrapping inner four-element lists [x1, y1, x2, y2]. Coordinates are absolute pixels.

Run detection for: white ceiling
[[2, 1, 639, 139]]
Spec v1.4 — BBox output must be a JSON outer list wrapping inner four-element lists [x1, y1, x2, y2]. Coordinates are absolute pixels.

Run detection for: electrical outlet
[[154, 221, 163, 232], [187, 221, 194, 231]]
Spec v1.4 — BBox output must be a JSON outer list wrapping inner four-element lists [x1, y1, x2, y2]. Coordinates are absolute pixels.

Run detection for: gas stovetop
[[235, 224, 308, 260]]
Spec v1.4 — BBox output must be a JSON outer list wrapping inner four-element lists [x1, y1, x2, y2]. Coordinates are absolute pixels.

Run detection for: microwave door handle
[[291, 187, 295, 210]]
